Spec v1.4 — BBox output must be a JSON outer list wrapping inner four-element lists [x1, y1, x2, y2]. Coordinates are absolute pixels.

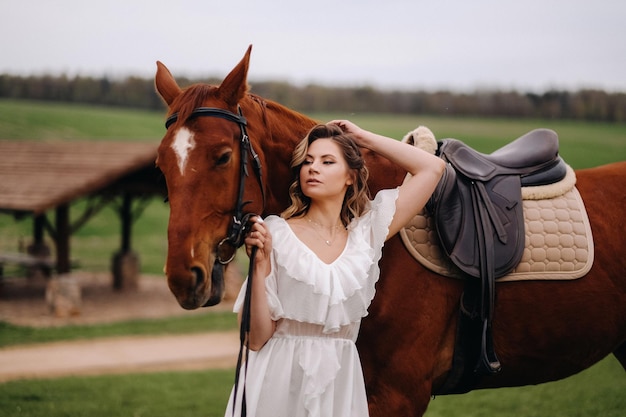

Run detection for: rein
[[165, 106, 263, 416]]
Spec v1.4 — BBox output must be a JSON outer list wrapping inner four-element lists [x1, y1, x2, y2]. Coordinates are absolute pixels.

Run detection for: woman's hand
[[245, 217, 272, 271], [328, 120, 366, 140], [242, 216, 276, 350], [328, 119, 377, 149]]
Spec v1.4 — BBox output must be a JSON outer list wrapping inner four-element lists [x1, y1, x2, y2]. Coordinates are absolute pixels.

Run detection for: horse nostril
[[191, 266, 205, 288]]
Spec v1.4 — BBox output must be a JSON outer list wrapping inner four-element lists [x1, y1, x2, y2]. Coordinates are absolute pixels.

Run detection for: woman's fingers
[[245, 220, 270, 254]]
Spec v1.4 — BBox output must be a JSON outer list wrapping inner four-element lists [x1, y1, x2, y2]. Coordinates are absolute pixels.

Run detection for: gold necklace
[[305, 217, 345, 246]]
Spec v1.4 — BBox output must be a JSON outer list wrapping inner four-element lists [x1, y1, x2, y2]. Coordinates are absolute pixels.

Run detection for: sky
[[1, 0, 625, 93]]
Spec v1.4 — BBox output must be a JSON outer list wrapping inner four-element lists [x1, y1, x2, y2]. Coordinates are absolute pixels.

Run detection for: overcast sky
[[1, 0, 624, 92]]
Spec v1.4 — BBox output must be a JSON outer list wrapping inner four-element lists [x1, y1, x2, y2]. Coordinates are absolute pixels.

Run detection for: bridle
[[165, 106, 266, 264], [165, 105, 264, 416]]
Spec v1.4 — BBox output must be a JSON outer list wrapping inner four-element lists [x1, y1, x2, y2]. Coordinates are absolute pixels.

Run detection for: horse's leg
[[614, 342, 626, 371], [360, 237, 461, 417]]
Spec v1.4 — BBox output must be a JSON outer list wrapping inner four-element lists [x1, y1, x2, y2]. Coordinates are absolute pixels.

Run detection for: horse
[[154, 46, 626, 416]]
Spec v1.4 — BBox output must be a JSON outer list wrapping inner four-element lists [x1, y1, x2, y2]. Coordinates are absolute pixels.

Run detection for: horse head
[[155, 46, 316, 309]]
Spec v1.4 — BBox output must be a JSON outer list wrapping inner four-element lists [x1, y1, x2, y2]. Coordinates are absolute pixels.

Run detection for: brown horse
[[155, 46, 626, 416]]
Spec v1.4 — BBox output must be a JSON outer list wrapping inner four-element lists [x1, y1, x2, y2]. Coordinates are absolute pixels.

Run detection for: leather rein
[[164, 106, 262, 416]]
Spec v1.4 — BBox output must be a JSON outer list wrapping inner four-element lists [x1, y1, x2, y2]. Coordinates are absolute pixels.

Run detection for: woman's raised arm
[[329, 120, 446, 240]]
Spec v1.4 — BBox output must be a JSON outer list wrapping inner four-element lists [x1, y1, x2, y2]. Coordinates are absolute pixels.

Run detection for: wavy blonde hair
[[281, 123, 370, 226]]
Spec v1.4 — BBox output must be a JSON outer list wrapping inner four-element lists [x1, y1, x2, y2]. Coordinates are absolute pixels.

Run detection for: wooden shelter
[[0, 139, 166, 287]]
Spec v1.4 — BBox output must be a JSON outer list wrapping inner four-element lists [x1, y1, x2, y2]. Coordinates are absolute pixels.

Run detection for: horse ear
[[155, 61, 182, 106], [218, 45, 252, 106]]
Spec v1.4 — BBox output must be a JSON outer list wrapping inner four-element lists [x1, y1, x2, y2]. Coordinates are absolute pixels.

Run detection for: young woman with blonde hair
[[226, 120, 445, 417]]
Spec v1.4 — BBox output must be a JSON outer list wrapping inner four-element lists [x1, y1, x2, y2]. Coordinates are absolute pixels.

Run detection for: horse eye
[[216, 151, 232, 166]]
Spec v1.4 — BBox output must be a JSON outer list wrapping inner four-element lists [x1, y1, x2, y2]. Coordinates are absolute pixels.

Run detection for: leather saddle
[[427, 128, 567, 375]]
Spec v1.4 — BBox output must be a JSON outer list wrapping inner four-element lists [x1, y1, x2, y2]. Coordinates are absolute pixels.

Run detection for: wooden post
[[28, 215, 50, 254], [55, 204, 71, 274], [112, 193, 140, 290], [121, 193, 132, 253], [26, 214, 52, 278]]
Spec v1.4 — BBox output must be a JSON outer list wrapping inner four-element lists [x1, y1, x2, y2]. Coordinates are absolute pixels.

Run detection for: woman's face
[[299, 138, 353, 201]]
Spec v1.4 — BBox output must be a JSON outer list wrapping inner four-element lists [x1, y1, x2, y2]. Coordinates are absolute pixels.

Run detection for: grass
[[424, 356, 626, 417], [0, 99, 624, 416], [0, 369, 235, 417], [0, 357, 623, 417], [0, 312, 237, 348], [0, 99, 165, 141]]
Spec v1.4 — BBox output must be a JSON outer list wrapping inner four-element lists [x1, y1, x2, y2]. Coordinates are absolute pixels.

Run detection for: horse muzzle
[[202, 262, 226, 307], [167, 261, 225, 309]]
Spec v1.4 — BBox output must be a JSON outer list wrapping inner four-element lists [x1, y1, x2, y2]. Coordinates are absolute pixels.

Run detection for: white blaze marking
[[171, 127, 195, 175]]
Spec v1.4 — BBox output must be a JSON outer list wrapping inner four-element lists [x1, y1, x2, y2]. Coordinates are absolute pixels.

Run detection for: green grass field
[[0, 312, 238, 348], [0, 356, 623, 417], [0, 99, 625, 416]]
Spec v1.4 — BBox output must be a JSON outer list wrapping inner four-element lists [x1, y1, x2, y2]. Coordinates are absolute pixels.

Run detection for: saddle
[[426, 128, 567, 375]]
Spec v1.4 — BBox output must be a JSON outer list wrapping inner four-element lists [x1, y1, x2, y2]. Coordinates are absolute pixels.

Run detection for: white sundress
[[225, 188, 399, 417]]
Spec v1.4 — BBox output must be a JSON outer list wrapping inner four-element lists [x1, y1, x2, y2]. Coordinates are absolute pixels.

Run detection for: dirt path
[[0, 331, 240, 382], [0, 272, 237, 327], [0, 272, 242, 382]]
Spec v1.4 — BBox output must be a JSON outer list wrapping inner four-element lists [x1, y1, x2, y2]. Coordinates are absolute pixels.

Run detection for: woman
[[225, 121, 445, 417]]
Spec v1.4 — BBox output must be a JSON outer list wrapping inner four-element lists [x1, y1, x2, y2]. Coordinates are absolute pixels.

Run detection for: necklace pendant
[[325, 240, 331, 246]]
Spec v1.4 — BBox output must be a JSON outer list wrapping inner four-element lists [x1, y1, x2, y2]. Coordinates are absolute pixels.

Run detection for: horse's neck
[[248, 96, 406, 211], [251, 98, 317, 214], [364, 150, 407, 194]]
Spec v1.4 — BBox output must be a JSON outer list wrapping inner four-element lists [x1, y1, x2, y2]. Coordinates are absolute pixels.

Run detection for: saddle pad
[[400, 186, 594, 282]]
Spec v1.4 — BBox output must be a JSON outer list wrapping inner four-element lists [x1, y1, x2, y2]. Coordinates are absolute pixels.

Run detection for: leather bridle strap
[[165, 106, 246, 129], [164, 106, 266, 263], [222, 107, 264, 260]]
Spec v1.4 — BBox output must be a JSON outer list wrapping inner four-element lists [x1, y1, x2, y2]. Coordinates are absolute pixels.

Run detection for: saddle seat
[[441, 128, 567, 186]]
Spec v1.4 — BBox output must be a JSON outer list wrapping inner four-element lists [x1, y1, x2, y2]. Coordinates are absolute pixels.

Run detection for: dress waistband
[[273, 319, 358, 342]]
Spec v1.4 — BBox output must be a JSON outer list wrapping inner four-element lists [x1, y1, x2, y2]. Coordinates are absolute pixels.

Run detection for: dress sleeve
[[360, 187, 400, 250], [232, 277, 247, 314], [233, 244, 284, 320]]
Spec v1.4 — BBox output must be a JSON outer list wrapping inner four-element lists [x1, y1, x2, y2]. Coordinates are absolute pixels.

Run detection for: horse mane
[[166, 84, 315, 139], [245, 93, 317, 142], [168, 84, 220, 128]]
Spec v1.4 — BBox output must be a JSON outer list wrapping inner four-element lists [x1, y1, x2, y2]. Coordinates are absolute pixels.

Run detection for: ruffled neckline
[[281, 219, 351, 266], [265, 216, 377, 332]]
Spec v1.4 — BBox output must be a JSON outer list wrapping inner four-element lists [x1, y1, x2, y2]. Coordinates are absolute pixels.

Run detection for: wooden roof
[[0, 140, 161, 215]]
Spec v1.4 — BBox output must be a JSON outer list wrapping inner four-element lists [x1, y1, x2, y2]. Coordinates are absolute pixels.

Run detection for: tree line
[[1, 73, 625, 122]]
